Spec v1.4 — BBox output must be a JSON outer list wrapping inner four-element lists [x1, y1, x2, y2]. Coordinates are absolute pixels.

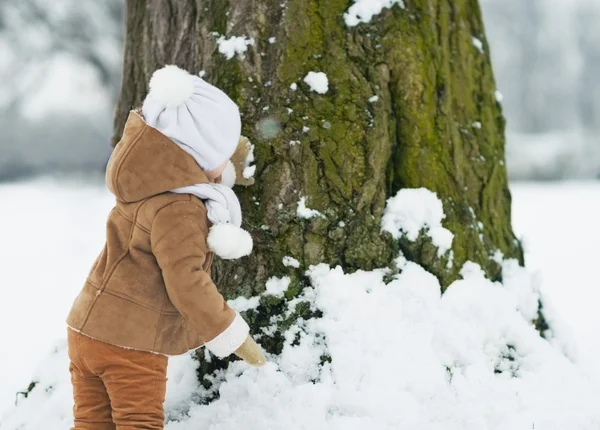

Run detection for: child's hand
[[234, 335, 266, 366]]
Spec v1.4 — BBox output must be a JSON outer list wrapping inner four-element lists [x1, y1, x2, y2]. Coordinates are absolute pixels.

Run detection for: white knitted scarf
[[171, 165, 252, 260]]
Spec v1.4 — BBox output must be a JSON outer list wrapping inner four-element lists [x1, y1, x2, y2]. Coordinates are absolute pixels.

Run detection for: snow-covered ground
[[511, 182, 600, 381], [0, 178, 113, 411], [0, 179, 599, 428]]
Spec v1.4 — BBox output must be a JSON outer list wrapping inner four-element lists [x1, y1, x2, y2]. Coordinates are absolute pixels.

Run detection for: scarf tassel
[[207, 223, 253, 260]]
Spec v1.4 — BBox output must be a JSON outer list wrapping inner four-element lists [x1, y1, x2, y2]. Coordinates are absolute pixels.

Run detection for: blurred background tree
[[0, 0, 123, 180], [1, 0, 599, 181]]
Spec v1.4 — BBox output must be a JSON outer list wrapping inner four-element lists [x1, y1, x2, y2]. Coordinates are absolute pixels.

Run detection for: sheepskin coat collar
[[66, 111, 249, 356]]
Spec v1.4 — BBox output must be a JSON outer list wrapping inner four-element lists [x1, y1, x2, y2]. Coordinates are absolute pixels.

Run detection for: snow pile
[[4, 258, 600, 429], [344, 0, 405, 27], [217, 36, 255, 60], [382, 188, 454, 255], [303, 72, 329, 94]]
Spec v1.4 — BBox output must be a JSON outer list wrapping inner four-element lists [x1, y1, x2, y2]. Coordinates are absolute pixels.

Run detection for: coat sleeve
[[150, 200, 249, 357]]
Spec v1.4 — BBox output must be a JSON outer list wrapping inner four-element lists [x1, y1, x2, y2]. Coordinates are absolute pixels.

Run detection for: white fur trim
[[147, 65, 196, 108], [66, 326, 169, 356], [220, 161, 237, 188], [208, 223, 253, 260], [204, 313, 250, 358]]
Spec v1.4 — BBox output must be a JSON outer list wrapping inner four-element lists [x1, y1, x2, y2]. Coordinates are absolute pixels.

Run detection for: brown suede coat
[[66, 111, 236, 355]]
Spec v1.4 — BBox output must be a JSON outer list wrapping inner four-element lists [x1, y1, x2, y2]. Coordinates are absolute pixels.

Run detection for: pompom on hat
[[142, 65, 252, 260], [142, 65, 242, 171]]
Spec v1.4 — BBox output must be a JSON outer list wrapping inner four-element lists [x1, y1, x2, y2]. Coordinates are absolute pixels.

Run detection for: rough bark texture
[[114, 0, 524, 352]]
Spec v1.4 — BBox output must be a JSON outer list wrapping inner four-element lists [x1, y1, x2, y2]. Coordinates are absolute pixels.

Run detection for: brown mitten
[[234, 335, 266, 366], [230, 136, 255, 186]]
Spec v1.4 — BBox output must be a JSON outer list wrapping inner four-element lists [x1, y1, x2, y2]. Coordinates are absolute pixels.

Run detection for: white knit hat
[[142, 65, 241, 171]]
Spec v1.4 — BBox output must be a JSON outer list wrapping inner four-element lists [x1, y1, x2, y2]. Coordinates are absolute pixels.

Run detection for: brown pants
[[67, 329, 168, 430]]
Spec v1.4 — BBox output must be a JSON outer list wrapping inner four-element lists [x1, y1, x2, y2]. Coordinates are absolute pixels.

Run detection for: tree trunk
[[113, 0, 524, 355]]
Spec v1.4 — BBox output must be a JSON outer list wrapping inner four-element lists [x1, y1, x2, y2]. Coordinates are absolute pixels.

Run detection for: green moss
[[377, 0, 523, 287], [208, 0, 230, 35]]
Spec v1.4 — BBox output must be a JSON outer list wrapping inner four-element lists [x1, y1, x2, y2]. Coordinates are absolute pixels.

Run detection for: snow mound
[[344, 0, 405, 27], [382, 187, 454, 255], [3, 259, 600, 429], [303, 72, 329, 94]]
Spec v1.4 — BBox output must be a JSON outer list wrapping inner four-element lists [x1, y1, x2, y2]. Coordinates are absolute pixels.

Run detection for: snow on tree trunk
[[113, 0, 525, 358]]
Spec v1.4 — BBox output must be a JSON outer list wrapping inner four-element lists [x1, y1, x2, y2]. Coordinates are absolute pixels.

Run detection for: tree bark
[[114, 0, 524, 354]]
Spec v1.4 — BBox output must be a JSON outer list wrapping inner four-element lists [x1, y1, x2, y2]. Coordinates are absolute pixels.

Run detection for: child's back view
[[66, 65, 264, 429]]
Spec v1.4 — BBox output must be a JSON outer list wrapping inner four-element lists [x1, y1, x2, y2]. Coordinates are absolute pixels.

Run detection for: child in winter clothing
[[66, 65, 265, 429]]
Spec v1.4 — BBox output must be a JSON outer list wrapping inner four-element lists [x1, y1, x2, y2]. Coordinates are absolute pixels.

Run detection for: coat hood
[[106, 111, 209, 202]]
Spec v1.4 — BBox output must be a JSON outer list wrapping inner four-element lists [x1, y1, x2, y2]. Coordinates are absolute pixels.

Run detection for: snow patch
[[282, 256, 301, 268], [239, 143, 256, 180], [217, 36, 255, 60], [491, 249, 504, 264], [243, 165, 256, 179], [344, 0, 405, 27], [297, 197, 324, 219], [382, 188, 454, 256], [303, 72, 329, 94], [460, 261, 487, 280], [472, 36, 484, 53], [228, 296, 261, 313], [265, 276, 292, 298]]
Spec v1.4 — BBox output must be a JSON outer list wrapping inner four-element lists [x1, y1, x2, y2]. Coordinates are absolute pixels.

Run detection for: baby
[[66, 65, 264, 429]]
